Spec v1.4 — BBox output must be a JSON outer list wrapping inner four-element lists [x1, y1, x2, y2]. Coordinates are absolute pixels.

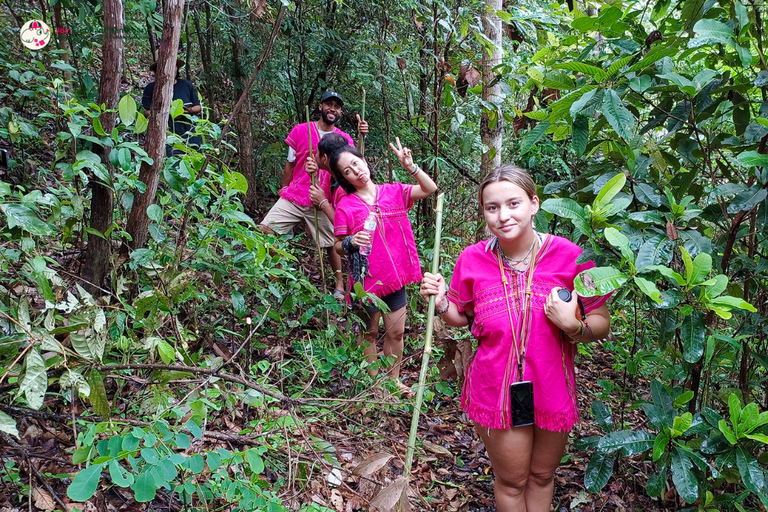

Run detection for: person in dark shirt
[[141, 58, 203, 156]]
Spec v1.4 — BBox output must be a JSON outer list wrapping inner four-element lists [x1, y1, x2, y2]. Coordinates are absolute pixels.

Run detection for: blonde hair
[[478, 164, 537, 208]]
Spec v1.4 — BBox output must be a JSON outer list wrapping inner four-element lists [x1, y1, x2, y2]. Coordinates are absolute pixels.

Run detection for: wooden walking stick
[[306, 105, 327, 297]]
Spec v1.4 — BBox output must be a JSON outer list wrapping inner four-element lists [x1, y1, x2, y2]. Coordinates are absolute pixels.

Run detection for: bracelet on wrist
[[567, 321, 585, 343], [409, 165, 421, 177], [318, 199, 329, 208], [435, 299, 450, 316]]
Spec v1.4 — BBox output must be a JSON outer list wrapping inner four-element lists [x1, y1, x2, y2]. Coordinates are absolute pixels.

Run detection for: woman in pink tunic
[[420, 165, 611, 512], [330, 139, 437, 385]]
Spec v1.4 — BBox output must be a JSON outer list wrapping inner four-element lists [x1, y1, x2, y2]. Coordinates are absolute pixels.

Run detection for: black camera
[[557, 288, 572, 302]]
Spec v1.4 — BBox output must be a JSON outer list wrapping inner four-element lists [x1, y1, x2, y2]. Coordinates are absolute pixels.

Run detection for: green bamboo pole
[[306, 105, 327, 297], [404, 192, 444, 478], [360, 89, 366, 157]]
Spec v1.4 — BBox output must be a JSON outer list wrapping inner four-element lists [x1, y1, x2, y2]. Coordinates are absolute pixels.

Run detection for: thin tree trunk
[[53, 4, 72, 81], [480, 0, 503, 174], [125, 0, 184, 251], [229, 4, 257, 212], [83, 0, 124, 294]]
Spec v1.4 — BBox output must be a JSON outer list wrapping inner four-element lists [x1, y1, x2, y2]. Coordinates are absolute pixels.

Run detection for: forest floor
[[0, 246, 664, 512]]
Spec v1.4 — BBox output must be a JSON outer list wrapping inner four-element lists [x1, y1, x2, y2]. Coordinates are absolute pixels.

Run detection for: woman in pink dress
[[420, 165, 611, 511], [330, 138, 437, 385]]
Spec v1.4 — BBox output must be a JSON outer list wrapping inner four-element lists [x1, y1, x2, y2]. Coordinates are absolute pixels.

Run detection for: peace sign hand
[[388, 136, 415, 173]]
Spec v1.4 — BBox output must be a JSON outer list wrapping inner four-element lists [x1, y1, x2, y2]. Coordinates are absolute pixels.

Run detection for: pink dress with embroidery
[[447, 234, 611, 431], [334, 183, 422, 298], [280, 123, 354, 207]]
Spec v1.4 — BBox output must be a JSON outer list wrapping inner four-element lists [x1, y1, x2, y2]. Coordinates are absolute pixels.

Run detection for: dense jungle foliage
[[3, 0, 768, 509]]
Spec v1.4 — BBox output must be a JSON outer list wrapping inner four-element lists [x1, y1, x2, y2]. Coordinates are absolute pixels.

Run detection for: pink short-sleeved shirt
[[448, 234, 611, 431], [280, 123, 354, 207], [334, 183, 422, 297]]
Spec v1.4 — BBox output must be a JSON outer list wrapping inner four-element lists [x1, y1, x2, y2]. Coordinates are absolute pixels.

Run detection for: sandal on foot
[[332, 288, 345, 300]]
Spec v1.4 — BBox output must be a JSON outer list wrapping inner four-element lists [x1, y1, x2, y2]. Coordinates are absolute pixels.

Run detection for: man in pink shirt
[[260, 91, 368, 296]]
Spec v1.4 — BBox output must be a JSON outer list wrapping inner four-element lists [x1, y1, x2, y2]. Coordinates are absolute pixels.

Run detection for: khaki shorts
[[260, 197, 335, 248]]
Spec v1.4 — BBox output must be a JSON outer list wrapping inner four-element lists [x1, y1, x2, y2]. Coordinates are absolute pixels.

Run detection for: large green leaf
[[584, 450, 615, 492], [689, 19, 735, 47], [671, 447, 699, 503], [727, 185, 767, 214], [601, 89, 635, 142], [0, 411, 18, 438], [635, 235, 674, 271], [634, 277, 663, 303], [131, 470, 157, 502], [119, 95, 137, 126], [688, 252, 712, 286], [520, 121, 550, 154], [554, 62, 606, 82], [572, 116, 589, 156], [644, 265, 685, 286], [19, 347, 47, 409], [736, 150, 768, 167], [574, 267, 628, 297], [595, 173, 627, 210], [597, 430, 654, 455], [0, 204, 53, 236], [681, 311, 706, 363], [67, 464, 103, 501], [540, 198, 591, 234], [604, 227, 633, 264], [736, 447, 766, 497], [591, 401, 614, 432]]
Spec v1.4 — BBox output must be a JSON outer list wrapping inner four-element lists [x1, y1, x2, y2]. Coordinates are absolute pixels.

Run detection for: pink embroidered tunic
[[448, 234, 610, 432], [334, 183, 422, 297], [280, 123, 354, 207]]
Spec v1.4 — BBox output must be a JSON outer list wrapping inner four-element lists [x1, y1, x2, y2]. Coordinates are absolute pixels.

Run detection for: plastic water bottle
[[360, 212, 376, 256]]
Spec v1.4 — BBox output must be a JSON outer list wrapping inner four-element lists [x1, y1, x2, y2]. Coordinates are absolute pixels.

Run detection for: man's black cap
[[320, 90, 344, 106]]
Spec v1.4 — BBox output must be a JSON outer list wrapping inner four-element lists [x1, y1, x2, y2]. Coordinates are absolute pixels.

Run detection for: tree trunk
[[480, 0, 503, 174], [125, 0, 184, 251], [229, 5, 257, 213], [53, 4, 72, 81], [83, 0, 123, 294]]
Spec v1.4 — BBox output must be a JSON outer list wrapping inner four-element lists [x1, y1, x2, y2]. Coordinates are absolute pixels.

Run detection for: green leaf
[[736, 1, 749, 29], [635, 236, 674, 272], [672, 413, 693, 435], [595, 173, 627, 211], [0, 204, 53, 236], [131, 471, 157, 502], [597, 430, 654, 455], [0, 411, 19, 438], [745, 433, 768, 444], [646, 466, 667, 497], [681, 311, 706, 363], [231, 290, 246, 319], [708, 295, 757, 313], [119, 95, 137, 126], [673, 390, 694, 409], [652, 430, 670, 462], [736, 447, 765, 496], [729, 394, 743, 429], [584, 451, 615, 492], [574, 267, 629, 297], [736, 150, 768, 167], [520, 121, 550, 154], [671, 447, 699, 503], [572, 116, 589, 156], [719, 419, 738, 444], [170, 99, 184, 119], [689, 251, 712, 286], [689, 19, 735, 47], [554, 62, 606, 82], [246, 448, 265, 475], [740, 403, 759, 434], [157, 340, 175, 365], [109, 459, 134, 487], [645, 265, 685, 286], [67, 464, 103, 501], [634, 277, 662, 303], [146, 204, 163, 223], [135, 112, 148, 135], [727, 185, 768, 214], [19, 347, 47, 409], [540, 198, 591, 234], [601, 89, 635, 142], [591, 401, 614, 432], [92, 117, 106, 136]]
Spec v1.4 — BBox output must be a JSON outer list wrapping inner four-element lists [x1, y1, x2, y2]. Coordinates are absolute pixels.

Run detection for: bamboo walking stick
[[306, 105, 327, 297], [360, 89, 366, 157], [404, 192, 444, 478]]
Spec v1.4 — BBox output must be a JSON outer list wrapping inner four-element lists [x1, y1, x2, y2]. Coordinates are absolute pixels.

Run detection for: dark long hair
[[328, 146, 376, 194]]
